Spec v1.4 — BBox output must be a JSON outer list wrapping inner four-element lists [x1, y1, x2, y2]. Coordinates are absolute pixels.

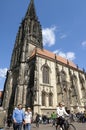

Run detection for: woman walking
[[23, 107, 32, 130]]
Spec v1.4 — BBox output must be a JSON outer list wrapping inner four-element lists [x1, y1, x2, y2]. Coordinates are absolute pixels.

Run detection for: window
[[43, 66, 49, 84], [42, 91, 46, 106], [72, 74, 77, 86], [61, 71, 66, 82], [79, 74, 85, 89], [33, 23, 37, 33], [49, 93, 53, 106]]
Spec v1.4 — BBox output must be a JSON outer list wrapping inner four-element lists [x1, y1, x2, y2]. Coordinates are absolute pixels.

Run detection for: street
[[5, 122, 86, 130]]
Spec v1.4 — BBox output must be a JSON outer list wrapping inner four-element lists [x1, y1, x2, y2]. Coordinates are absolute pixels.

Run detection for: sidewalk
[[5, 122, 86, 130]]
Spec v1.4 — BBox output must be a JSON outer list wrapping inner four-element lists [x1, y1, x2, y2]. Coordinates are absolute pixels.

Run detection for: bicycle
[[55, 116, 76, 130]]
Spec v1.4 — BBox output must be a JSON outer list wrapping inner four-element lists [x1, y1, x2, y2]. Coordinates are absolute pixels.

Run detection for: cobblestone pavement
[[5, 122, 86, 130]]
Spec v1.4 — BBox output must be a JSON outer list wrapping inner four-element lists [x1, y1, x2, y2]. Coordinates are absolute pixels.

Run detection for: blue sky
[[0, 0, 86, 90]]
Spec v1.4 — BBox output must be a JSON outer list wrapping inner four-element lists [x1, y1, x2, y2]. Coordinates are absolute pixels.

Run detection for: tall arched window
[[42, 91, 46, 106], [43, 66, 49, 84], [72, 74, 77, 86], [79, 74, 85, 89], [33, 23, 37, 33], [70, 74, 78, 105], [79, 74, 86, 98], [61, 70, 66, 82], [49, 92, 53, 106]]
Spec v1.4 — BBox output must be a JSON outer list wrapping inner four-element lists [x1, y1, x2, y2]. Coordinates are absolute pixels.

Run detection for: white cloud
[[42, 26, 56, 47], [0, 78, 5, 90], [0, 68, 7, 90], [66, 52, 75, 61], [60, 34, 67, 39], [81, 41, 86, 47], [53, 49, 75, 61], [0, 68, 8, 78]]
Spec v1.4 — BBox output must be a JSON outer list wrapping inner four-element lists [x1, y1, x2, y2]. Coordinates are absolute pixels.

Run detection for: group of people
[[12, 104, 32, 130], [0, 102, 69, 130]]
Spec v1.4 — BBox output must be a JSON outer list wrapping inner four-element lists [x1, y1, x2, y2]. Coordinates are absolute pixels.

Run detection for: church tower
[[10, 0, 43, 69], [3, 0, 86, 115], [3, 0, 43, 114]]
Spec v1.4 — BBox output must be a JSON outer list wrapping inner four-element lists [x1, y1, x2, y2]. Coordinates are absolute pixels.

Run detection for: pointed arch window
[[79, 74, 85, 89], [43, 66, 49, 84], [61, 71, 66, 82], [42, 91, 46, 106], [79, 74, 86, 97], [72, 74, 77, 86], [49, 92, 53, 106]]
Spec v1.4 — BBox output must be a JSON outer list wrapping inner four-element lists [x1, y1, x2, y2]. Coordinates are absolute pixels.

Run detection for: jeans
[[13, 123, 22, 130], [23, 123, 31, 130]]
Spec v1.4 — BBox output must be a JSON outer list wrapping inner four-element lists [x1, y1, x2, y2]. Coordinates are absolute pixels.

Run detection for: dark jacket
[[35, 114, 40, 122]]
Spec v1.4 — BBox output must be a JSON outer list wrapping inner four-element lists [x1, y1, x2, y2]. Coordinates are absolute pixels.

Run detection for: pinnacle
[[25, 0, 37, 20]]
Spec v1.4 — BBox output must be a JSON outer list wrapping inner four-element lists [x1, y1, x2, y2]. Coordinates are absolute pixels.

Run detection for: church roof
[[29, 48, 77, 69]]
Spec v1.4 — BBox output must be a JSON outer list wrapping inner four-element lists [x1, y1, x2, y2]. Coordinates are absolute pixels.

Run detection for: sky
[[0, 0, 86, 90]]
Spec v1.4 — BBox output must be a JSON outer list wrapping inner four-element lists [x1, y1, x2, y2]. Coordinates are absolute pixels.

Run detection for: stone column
[[16, 85, 23, 105], [22, 85, 27, 107], [14, 87, 18, 106]]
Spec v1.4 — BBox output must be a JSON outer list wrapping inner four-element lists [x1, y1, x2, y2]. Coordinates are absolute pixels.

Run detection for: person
[[83, 110, 86, 122], [35, 113, 40, 127], [23, 107, 32, 130], [51, 112, 56, 126], [0, 107, 6, 130], [56, 102, 69, 130], [7, 114, 12, 127], [12, 104, 24, 130]]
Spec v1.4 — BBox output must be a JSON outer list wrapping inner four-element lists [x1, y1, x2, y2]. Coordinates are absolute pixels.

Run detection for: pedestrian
[[51, 112, 56, 126], [0, 107, 6, 130], [12, 104, 24, 130], [35, 113, 40, 127], [7, 114, 12, 127], [23, 107, 32, 130]]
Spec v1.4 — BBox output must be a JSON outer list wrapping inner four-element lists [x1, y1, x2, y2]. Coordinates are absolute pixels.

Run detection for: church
[[2, 0, 86, 116]]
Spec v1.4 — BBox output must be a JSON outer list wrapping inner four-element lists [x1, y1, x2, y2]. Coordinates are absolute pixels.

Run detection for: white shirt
[[56, 107, 69, 118], [24, 111, 32, 124]]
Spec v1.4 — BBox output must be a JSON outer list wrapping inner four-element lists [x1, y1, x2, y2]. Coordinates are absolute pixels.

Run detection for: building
[[2, 0, 86, 115]]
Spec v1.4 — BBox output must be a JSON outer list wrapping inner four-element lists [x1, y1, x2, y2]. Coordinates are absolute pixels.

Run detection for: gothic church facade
[[3, 0, 86, 115]]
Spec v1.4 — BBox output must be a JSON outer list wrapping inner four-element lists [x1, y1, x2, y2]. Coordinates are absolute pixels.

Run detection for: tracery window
[[61, 71, 66, 82], [71, 74, 77, 86], [70, 74, 78, 105], [49, 92, 53, 106], [79, 74, 86, 98], [33, 23, 37, 33], [71, 86, 77, 97], [42, 66, 49, 84], [42, 91, 46, 106], [79, 74, 85, 89]]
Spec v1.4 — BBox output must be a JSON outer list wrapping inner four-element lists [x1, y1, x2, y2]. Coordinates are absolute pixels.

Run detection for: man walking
[[12, 104, 24, 130]]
